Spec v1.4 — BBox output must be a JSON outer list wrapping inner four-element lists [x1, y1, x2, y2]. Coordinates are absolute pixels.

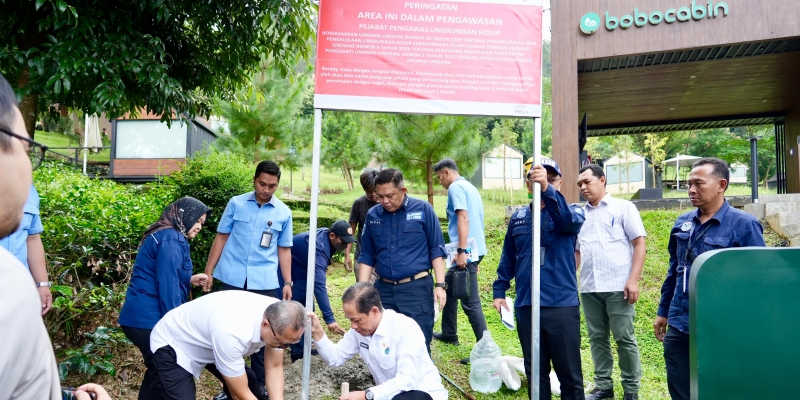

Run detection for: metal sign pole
[[301, 108, 323, 400], [531, 117, 542, 400]]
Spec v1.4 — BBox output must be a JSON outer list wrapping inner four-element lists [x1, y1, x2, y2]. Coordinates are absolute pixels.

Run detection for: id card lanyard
[[679, 221, 713, 292], [539, 211, 550, 266], [260, 221, 274, 248]]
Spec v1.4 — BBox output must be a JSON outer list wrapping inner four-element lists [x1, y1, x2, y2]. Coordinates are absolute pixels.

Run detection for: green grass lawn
[[35, 130, 111, 163]]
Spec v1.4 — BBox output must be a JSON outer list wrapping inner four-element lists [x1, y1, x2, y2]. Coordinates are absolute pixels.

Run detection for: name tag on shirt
[[260, 231, 273, 248], [407, 212, 423, 221], [360, 342, 369, 349]]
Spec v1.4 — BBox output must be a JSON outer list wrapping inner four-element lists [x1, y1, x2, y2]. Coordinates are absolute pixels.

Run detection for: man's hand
[[75, 383, 111, 400], [282, 285, 292, 300], [326, 321, 346, 335], [624, 279, 640, 305], [190, 273, 209, 287], [202, 274, 214, 292], [653, 316, 668, 342], [340, 390, 367, 400], [493, 298, 510, 314], [455, 252, 468, 269], [38, 286, 52, 315], [308, 312, 326, 342], [434, 287, 447, 311], [530, 164, 549, 192], [344, 256, 353, 272]]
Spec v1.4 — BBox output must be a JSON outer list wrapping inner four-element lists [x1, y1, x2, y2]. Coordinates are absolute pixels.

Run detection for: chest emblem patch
[[680, 221, 693, 232], [406, 212, 423, 221]]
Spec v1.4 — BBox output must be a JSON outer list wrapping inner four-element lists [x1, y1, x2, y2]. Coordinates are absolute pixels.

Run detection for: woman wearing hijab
[[118, 197, 211, 400]]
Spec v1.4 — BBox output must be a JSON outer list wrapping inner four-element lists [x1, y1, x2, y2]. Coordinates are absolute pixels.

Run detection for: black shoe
[[432, 331, 459, 345], [585, 388, 614, 400], [213, 392, 228, 400], [255, 386, 269, 400], [623, 393, 638, 400], [459, 358, 470, 365]]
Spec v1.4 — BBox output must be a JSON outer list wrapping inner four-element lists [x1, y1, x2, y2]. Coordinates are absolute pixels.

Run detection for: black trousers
[[121, 326, 160, 400], [151, 345, 258, 399], [219, 280, 278, 387], [663, 326, 690, 400], [375, 275, 434, 353], [440, 259, 487, 342], [393, 390, 434, 400], [517, 305, 585, 400]]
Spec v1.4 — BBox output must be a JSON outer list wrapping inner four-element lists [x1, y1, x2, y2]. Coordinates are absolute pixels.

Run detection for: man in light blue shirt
[[203, 160, 293, 398], [0, 184, 53, 315], [431, 159, 487, 356]]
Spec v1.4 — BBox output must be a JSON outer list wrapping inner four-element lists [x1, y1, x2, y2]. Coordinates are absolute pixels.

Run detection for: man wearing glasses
[[150, 291, 307, 400], [492, 159, 587, 400]]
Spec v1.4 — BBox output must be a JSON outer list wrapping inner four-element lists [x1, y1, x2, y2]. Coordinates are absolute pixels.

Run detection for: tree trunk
[[426, 161, 434, 206], [17, 66, 38, 139]]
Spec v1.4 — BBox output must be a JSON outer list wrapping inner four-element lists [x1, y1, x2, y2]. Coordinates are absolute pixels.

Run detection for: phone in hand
[[61, 387, 97, 400]]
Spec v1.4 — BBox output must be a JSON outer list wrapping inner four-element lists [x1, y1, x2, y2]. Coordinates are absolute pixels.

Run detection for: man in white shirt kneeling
[[150, 291, 306, 400], [309, 282, 448, 400]]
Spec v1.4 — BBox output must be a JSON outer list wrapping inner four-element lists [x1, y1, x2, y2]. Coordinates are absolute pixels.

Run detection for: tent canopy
[[663, 154, 702, 167]]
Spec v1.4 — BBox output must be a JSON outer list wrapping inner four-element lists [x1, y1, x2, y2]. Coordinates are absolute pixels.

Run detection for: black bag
[[452, 268, 471, 300]]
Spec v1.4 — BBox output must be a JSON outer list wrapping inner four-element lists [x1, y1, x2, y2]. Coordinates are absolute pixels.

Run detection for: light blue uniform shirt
[[446, 177, 486, 257], [0, 185, 43, 269], [214, 192, 293, 290]]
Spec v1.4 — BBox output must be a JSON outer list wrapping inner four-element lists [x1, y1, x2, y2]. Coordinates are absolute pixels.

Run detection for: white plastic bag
[[499, 356, 525, 390]]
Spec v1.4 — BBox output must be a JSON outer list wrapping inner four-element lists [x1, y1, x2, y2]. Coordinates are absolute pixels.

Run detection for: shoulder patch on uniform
[[571, 205, 584, 215], [514, 207, 528, 218]]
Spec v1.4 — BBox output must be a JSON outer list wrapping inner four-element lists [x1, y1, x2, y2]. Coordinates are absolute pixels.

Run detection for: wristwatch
[[456, 247, 468, 254], [284, 281, 293, 287], [365, 389, 374, 400], [37, 281, 52, 288], [435, 282, 447, 289]]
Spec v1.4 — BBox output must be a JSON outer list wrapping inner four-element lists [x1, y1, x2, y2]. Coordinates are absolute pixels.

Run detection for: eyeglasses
[[0, 127, 48, 170], [267, 317, 300, 349]]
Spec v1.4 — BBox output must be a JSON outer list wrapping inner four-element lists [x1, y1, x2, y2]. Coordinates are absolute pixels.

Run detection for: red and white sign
[[314, 0, 543, 117]]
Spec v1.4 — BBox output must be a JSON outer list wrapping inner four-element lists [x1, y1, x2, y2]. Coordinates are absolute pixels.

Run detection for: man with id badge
[[203, 160, 294, 399], [493, 159, 586, 400], [653, 157, 764, 400]]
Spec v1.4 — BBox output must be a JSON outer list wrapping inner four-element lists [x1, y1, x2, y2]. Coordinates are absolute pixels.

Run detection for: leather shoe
[[432, 331, 459, 345], [459, 358, 469, 365], [585, 388, 614, 400], [623, 393, 638, 400], [256, 386, 270, 400]]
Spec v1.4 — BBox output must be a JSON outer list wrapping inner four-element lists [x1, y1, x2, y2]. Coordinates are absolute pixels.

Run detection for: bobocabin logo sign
[[580, 1, 729, 34]]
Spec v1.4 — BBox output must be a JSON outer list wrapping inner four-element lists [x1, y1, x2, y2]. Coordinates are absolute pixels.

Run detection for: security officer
[[493, 159, 586, 400], [654, 157, 765, 400], [358, 168, 448, 352]]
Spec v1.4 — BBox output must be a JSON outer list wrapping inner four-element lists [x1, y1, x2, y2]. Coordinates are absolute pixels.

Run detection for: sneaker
[[432, 331, 459, 345], [623, 393, 638, 400], [213, 392, 228, 400], [585, 388, 614, 400]]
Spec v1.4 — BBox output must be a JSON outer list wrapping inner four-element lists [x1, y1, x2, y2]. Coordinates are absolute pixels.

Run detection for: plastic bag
[[499, 356, 525, 390]]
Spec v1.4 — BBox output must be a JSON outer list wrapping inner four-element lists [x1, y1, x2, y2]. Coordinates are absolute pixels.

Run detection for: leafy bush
[[58, 326, 130, 381]]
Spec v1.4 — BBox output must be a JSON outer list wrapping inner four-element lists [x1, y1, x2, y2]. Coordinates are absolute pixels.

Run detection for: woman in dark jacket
[[118, 197, 211, 400]]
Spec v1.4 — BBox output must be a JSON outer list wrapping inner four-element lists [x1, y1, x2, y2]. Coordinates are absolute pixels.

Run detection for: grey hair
[[342, 282, 384, 314], [433, 158, 459, 173], [263, 300, 307, 333]]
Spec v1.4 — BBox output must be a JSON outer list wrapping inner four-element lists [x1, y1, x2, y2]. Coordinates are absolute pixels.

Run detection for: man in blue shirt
[[358, 168, 448, 352], [493, 159, 586, 400], [654, 157, 765, 400], [203, 160, 293, 398], [431, 158, 488, 357], [279, 220, 353, 362], [0, 184, 53, 315]]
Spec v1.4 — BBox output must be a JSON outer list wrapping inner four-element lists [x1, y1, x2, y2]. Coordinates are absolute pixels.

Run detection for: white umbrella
[[83, 113, 102, 174], [662, 154, 702, 189]]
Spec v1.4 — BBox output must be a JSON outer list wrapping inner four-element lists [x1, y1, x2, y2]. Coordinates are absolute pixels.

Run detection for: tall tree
[[643, 133, 668, 187], [0, 0, 317, 138], [321, 111, 372, 190], [372, 114, 492, 206]]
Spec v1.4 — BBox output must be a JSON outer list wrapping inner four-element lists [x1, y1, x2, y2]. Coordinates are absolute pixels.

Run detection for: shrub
[[58, 326, 130, 381]]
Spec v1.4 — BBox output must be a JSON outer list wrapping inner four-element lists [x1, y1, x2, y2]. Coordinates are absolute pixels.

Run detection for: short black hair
[[255, 160, 281, 180], [692, 157, 730, 183], [359, 170, 378, 192], [0, 73, 19, 152], [579, 164, 605, 179], [433, 158, 458, 173], [375, 168, 404, 188], [342, 282, 384, 314]]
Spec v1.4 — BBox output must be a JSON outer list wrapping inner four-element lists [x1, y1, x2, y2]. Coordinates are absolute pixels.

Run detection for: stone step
[[791, 236, 800, 247], [744, 203, 765, 220], [766, 212, 800, 231], [759, 194, 800, 203], [765, 202, 800, 215], [770, 222, 800, 239]]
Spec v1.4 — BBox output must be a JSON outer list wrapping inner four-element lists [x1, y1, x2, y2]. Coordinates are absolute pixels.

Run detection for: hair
[[359, 169, 379, 192], [433, 158, 459, 173], [692, 157, 730, 183], [375, 168, 404, 188], [255, 160, 281, 180], [263, 300, 307, 333], [0, 73, 19, 152], [579, 164, 605, 179], [341, 282, 384, 314]]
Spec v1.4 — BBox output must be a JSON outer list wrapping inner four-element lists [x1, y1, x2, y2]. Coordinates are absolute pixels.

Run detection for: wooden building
[[551, 0, 800, 201], [469, 143, 526, 189]]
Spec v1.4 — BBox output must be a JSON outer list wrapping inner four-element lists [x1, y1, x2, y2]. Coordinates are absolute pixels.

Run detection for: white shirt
[[150, 291, 281, 378], [0, 247, 60, 400], [578, 193, 647, 293], [315, 309, 448, 400]]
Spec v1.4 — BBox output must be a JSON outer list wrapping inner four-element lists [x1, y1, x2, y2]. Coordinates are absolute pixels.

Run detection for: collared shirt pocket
[[602, 215, 626, 242], [512, 224, 529, 250], [701, 236, 730, 253], [399, 221, 424, 248], [376, 344, 398, 377], [231, 213, 253, 238]]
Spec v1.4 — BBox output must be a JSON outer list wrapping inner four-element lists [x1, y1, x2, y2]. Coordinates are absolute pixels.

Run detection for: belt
[[379, 271, 430, 285]]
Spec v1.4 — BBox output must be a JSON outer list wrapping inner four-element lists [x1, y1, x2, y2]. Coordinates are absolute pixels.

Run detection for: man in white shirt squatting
[[309, 282, 448, 400], [150, 291, 306, 400], [575, 164, 646, 400]]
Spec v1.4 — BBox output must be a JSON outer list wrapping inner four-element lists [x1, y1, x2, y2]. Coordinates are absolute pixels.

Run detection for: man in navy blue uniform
[[493, 159, 586, 400], [653, 157, 765, 400], [279, 220, 353, 362], [358, 168, 448, 352]]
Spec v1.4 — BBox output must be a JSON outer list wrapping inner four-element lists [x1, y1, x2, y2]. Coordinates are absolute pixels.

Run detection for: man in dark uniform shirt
[[345, 170, 379, 282]]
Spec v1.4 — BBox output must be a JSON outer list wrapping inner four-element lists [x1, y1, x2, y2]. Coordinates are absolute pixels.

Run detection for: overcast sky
[[542, 0, 551, 41]]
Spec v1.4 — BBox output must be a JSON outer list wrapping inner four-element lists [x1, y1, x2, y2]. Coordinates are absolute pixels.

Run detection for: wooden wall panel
[[112, 159, 184, 177], [552, 0, 581, 201], [786, 105, 800, 194]]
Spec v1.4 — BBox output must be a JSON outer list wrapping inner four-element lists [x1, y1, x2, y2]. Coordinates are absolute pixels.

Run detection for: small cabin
[[604, 151, 655, 194], [469, 144, 525, 190], [729, 162, 749, 184]]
